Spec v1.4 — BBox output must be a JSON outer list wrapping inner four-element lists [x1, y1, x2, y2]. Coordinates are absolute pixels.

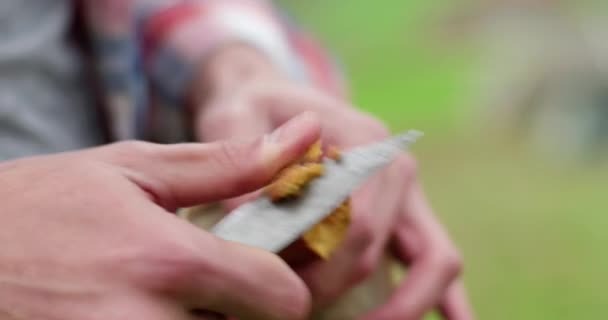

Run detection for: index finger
[[100, 112, 320, 210]]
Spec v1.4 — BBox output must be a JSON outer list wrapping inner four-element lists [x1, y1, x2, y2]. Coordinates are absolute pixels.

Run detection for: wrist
[[189, 43, 285, 110]]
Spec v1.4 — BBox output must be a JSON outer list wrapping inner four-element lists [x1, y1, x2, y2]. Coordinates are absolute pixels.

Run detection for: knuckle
[[245, 84, 275, 112], [444, 250, 463, 277], [214, 140, 267, 187], [124, 241, 205, 290], [216, 141, 250, 174], [166, 249, 208, 280], [428, 246, 463, 280], [347, 220, 376, 252]]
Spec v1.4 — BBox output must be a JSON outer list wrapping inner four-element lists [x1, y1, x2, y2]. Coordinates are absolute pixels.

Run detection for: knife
[[211, 130, 423, 252]]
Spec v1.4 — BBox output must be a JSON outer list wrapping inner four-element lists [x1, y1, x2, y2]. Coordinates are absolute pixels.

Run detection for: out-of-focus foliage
[[277, 1, 608, 319]]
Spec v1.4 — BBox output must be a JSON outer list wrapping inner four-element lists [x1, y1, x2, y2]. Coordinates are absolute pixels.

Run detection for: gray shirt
[[0, 0, 104, 161]]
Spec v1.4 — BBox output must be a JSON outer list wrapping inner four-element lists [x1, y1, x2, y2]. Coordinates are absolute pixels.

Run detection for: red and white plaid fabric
[[79, 0, 344, 142]]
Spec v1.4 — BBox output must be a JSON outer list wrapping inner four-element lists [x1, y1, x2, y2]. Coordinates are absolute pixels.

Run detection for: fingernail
[[261, 112, 320, 167], [267, 111, 318, 144]]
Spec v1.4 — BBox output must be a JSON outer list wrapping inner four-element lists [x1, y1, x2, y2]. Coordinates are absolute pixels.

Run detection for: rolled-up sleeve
[[83, 0, 343, 141], [138, 0, 307, 105]]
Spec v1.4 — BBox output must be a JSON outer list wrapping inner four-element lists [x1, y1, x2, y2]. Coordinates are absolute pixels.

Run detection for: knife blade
[[211, 130, 423, 253]]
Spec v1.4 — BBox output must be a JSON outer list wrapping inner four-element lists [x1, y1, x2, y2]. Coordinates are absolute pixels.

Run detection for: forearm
[[84, 0, 345, 143], [190, 37, 349, 143]]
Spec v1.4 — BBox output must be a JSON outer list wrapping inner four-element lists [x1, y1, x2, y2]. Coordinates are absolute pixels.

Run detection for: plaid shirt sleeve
[[83, 0, 344, 142]]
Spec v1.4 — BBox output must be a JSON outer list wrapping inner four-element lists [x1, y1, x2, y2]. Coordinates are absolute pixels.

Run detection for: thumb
[[103, 112, 320, 209]]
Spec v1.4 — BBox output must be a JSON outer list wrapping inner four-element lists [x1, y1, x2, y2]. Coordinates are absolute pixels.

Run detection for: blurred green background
[[279, 1, 608, 319]]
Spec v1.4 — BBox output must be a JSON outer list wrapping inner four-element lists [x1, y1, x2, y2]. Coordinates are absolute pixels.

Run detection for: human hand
[[194, 46, 474, 319], [0, 114, 320, 320]]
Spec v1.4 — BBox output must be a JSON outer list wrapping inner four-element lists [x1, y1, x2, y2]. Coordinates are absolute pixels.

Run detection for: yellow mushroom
[[266, 141, 350, 260]]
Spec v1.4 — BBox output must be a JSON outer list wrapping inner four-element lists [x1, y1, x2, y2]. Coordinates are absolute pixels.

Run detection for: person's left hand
[[191, 45, 474, 320]]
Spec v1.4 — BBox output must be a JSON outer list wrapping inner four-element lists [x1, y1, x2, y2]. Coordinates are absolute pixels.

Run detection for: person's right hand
[[0, 113, 320, 320]]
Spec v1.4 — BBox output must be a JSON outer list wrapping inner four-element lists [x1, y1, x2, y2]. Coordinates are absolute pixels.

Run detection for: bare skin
[[192, 44, 475, 319], [0, 114, 320, 320]]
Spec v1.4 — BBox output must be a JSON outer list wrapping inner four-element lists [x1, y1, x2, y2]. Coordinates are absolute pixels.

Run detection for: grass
[[278, 0, 473, 130], [417, 130, 608, 319], [278, 1, 608, 318]]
